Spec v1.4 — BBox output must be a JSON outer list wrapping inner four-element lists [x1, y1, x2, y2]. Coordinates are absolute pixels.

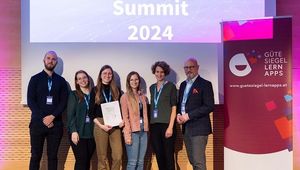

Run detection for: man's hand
[[43, 115, 55, 127], [181, 114, 190, 123], [47, 122, 54, 128], [177, 114, 184, 124], [176, 113, 189, 124]]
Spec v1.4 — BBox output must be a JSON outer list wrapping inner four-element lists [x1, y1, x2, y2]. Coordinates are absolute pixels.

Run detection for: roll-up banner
[[223, 17, 292, 170]]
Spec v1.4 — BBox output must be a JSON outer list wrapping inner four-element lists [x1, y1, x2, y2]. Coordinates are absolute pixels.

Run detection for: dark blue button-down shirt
[[27, 70, 69, 127]]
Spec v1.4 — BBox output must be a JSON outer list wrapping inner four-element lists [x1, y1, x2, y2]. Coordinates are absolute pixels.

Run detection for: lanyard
[[154, 82, 166, 109], [84, 94, 90, 110], [47, 77, 52, 93], [102, 90, 112, 103]]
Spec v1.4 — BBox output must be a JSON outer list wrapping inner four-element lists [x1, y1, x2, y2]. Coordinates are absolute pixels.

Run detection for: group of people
[[27, 51, 215, 170]]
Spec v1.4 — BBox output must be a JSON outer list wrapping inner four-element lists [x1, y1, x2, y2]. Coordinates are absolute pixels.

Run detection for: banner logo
[[229, 53, 252, 77]]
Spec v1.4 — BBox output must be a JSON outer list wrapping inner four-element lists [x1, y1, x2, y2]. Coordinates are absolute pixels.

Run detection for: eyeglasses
[[184, 65, 196, 70]]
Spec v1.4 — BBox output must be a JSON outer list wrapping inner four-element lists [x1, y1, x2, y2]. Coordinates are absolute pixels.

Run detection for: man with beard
[[27, 51, 68, 170], [177, 58, 214, 170]]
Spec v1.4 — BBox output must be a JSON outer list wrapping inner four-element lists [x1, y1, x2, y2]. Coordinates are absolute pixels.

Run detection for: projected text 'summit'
[[30, 0, 265, 43]]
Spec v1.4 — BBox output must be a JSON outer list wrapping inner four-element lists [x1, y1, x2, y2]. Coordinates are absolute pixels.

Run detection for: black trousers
[[29, 124, 63, 170], [150, 123, 176, 170], [70, 136, 96, 170]]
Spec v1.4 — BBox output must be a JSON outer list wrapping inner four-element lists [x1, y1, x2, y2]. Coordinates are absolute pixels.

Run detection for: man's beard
[[187, 72, 195, 79], [44, 63, 56, 71]]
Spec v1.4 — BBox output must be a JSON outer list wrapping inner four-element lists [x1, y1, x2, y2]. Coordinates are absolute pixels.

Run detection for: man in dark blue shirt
[[27, 51, 68, 170]]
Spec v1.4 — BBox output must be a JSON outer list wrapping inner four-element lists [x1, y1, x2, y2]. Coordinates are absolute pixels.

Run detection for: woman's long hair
[[74, 70, 92, 102], [126, 71, 141, 113], [95, 65, 120, 104]]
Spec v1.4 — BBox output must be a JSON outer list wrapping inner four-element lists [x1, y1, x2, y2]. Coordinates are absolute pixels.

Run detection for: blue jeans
[[125, 126, 148, 170]]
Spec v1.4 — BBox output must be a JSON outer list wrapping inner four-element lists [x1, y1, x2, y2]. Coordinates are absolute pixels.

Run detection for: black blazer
[[178, 76, 215, 136]]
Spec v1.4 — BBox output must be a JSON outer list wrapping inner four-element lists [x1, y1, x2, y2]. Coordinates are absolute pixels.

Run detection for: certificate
[[101, 101, 122, 127]]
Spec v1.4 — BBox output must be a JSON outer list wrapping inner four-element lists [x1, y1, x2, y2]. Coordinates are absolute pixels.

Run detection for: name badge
[[85, 115, 90, 123], [46, 96, 53, 105], [153, 109, 158, 118]]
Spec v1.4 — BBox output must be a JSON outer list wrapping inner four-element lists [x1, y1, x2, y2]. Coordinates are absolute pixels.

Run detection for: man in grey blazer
[[177, 58, 215, 170]]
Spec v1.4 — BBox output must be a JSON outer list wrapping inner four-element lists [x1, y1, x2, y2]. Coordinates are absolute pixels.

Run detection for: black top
[[27, 70, 69, 127], [139, 101, 143, 119], [89, 84, 120, 120]]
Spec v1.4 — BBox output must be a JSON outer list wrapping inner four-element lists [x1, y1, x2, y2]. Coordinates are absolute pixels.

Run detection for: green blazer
[[67, 91, 94, 138]]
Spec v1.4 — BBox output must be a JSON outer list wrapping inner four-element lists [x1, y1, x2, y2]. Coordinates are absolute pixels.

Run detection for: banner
[[223, 17, 292, 170]]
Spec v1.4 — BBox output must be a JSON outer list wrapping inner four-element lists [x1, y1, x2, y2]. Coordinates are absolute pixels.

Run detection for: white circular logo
[[229, 53, 252, 77]]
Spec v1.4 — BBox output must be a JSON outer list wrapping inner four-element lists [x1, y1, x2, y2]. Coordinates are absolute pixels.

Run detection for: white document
[[101, 101, 122, 127]]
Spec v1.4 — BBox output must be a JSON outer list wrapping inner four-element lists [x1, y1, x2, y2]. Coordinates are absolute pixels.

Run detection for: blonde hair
[[126, 71, 141, 113]]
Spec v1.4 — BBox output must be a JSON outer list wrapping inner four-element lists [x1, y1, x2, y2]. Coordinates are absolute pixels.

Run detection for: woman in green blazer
[[67, 70, 95, 170]]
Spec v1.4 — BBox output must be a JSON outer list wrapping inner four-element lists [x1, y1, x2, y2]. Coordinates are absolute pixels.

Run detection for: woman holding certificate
[[67, 70, 95, 170], [120, 71, 149, 170], [89, 65, 123, 170], [149, 61, 177, 170]]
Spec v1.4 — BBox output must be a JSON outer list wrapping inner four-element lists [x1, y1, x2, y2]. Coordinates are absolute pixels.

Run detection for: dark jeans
[[150, 123, 176, 170], [70, 136, 96, 170], [29, 124, 63, 170]]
